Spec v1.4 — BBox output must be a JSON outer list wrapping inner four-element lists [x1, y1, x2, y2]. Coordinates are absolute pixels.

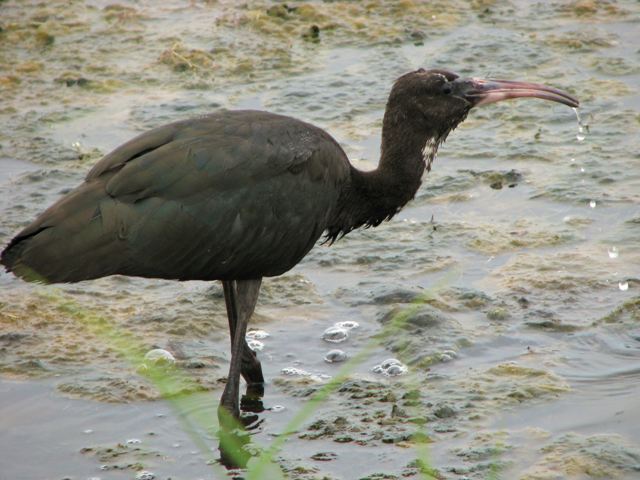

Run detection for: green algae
[[521, 433, 640, 480], [461, 218, 576, 256], [597, 297, 640, 325], [80, 441, 160, 474], [225, 1, 464, 47], [543, 30, 619, 52]]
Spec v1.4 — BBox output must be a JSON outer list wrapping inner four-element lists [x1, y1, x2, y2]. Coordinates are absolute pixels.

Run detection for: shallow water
[[1, 0, 639, 479]]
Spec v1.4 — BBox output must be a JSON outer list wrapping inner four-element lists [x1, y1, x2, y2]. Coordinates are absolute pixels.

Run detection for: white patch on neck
[[421, 137, 439, 172]]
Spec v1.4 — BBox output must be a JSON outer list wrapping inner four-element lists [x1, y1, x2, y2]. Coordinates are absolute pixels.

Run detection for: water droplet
[[143, 349, 175, 365], [570, 158, 576, 163], [589, 200, 596, 208], [246, 329, 270, 340], [322, 326, 349, 343], [619, 281, 629, 291], [126, 438, 142, 445], [335, 320, 359, 330], [136, 471, 155, 480], [608, 246, 619, 259], [270, 405, 285, 412], [372, 358, 408, 377], [580, 167, 585, 173], [324, 349, 347, 363], [246, 339, 264, 351], [573, 107, 587, 142]]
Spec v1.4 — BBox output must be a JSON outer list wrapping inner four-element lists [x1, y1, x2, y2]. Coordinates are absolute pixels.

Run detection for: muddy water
[[1, 1, 639, 479]]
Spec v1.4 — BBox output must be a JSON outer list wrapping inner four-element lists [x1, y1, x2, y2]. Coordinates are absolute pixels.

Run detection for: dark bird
[[1, 69, 578, 426]]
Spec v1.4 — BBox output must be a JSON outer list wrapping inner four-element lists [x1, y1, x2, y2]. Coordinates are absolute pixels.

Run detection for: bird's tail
[[1, 181, 126, 283]]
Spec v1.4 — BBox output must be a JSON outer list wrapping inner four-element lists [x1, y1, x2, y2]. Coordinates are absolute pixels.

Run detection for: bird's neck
[[327, 117, 440, 242]]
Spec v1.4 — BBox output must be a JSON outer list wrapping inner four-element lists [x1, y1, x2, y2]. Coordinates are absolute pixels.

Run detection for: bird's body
[[4, 111, 350, 282], [1, 69, 578, 465]]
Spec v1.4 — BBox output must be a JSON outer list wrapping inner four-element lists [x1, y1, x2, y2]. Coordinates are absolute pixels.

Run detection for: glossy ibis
[[1, 69, 578, 425]]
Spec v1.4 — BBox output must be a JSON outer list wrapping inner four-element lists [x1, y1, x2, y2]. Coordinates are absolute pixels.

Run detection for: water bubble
[[281, 367, 309, 376], [322, 326, 349, 343], [589, 200, 596, 208], [619, 281, 629, 291], [580, 167, 585, 173], [324, 349, 347, 363], [270, 405, 285, 413], [576, 132, 585, 141], [246, 339, 264, 352], [439, 350, 458, 362], [126, 438, 142, 445], [281, 367, 329, 381], [136, 471, 155, 480], [246, 329, 270, 340], [172, 442, 181, 448], [335, 320, 359, 330], [608, 246, 619, 259], [372, 358, 408, 377], [143, 349, 175, 365], [83, 429, 94, 434], [570, 158, 576, 163], [385, 364, 408, 376]]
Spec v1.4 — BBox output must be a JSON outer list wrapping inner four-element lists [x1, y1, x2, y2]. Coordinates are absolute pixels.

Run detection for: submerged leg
[[219, 278, 262, 420]]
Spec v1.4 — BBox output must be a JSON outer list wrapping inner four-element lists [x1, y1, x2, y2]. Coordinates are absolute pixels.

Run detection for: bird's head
[[384, 68, 579, 163]]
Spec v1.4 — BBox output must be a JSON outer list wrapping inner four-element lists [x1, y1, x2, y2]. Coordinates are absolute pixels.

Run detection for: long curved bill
[[461, 78, 579, 108]]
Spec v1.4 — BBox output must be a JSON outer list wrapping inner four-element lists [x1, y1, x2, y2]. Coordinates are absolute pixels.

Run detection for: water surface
[[1, 1, 639, 479]]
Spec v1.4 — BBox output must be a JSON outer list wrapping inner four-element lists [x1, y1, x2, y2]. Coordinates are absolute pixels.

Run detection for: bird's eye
[[442, 84, 452, 95]]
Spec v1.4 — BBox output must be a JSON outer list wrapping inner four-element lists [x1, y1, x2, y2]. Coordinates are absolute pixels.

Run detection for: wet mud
[[1, 0, 639, 479]]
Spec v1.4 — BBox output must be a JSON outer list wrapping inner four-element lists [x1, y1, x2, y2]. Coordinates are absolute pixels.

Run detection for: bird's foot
[[240, 384, 265, 422], [241, 349, 265, 385]]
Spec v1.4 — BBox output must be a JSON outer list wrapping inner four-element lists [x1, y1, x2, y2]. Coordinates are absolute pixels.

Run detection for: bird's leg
[[222, 280, 264, 386], [219, 279, 262, 421]]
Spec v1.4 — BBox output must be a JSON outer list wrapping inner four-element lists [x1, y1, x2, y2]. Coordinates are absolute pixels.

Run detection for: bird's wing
[[89, 111, 346, 202]]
